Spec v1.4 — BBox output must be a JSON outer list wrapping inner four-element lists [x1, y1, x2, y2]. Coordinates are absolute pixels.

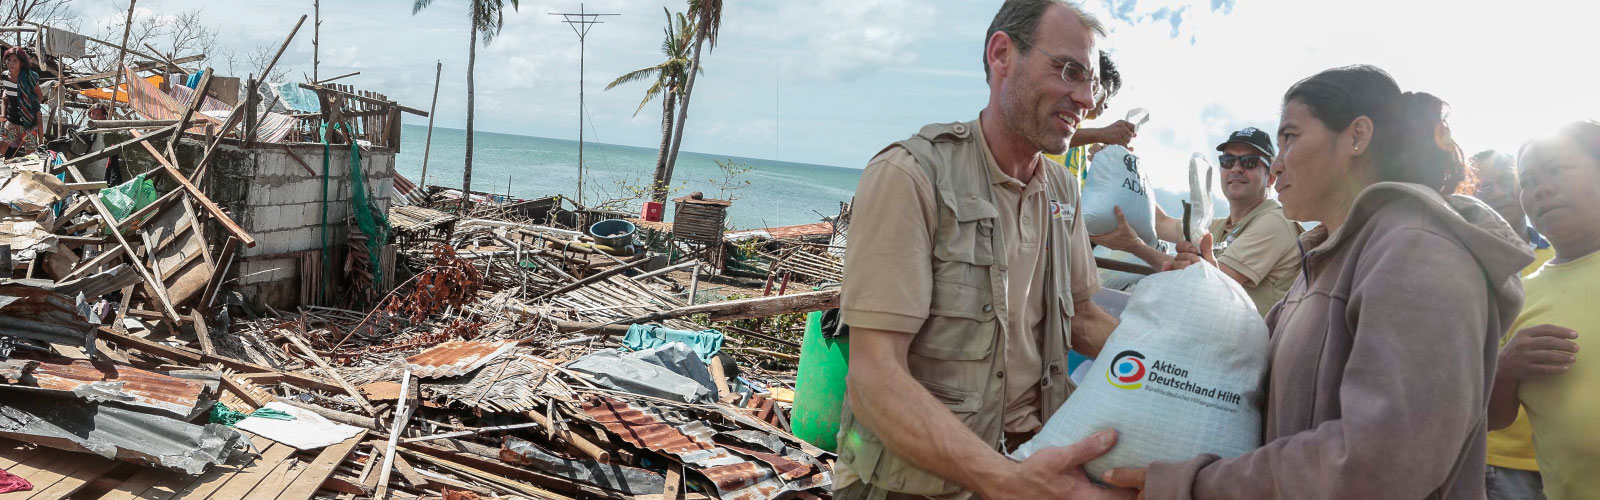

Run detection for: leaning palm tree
[[605, 8, 698, 202], [657, 0, 723, 204], [413, 0, 521, 213]]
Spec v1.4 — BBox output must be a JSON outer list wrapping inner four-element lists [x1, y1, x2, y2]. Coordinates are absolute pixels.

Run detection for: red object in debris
[[0, 467, 32, 494], [641, 201, 664, 222]]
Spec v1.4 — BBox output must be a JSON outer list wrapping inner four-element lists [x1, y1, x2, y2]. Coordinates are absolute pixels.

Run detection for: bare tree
[[84, 8, 218, 75]]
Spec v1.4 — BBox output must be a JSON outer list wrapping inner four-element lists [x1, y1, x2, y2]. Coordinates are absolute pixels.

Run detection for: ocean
[[392, 124, 1217, 231], [393, 124, 863, 230]]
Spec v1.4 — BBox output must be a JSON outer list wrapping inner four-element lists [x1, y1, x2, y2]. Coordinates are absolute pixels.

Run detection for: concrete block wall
[[170, 139, 397, 309]]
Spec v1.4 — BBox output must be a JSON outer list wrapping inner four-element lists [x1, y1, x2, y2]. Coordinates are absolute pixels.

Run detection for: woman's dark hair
[[1521, 120, 1600, 166], [3, 48, 29, 68], [1282, 65, 1470, 195]]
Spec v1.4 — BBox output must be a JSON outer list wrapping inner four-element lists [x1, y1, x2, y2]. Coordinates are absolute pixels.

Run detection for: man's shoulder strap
[[878, 120, 978, 194]]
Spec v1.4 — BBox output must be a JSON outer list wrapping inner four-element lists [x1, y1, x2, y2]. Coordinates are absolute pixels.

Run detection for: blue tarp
[[270, 82, 322, 113], [623, 324, 724, 363]]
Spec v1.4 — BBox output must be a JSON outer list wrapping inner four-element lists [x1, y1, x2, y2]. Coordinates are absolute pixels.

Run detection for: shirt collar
[[973, 117, 1044, 193]]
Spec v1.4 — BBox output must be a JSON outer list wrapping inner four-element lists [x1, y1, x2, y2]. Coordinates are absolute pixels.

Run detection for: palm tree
[[605, 8, 698, 202], [658, 0, 723, 204], [413, 0, 520, 213]]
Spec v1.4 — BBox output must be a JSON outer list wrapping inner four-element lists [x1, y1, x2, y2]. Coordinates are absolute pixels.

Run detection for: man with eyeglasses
[[835, 1, 1130, 499], [1092, 127, 1302, 315]]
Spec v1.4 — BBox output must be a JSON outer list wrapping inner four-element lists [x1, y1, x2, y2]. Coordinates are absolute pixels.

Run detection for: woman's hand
[[1500, 324, 1579, 380], [1163, 233, 1216, 272]]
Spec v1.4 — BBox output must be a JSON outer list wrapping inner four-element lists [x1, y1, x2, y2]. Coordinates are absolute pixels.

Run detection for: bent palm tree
[[413, 0, 521, 213], [605, 8, 698, 202], [658, 0, 723, 204]]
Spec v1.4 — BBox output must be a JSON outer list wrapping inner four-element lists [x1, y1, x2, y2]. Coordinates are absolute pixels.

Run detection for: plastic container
[[588, 219, 637, 248], [791, 310, 851, 451], [641, 201, 664, 222]]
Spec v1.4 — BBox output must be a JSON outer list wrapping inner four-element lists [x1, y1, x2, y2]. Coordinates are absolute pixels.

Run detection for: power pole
[[312, 0, 319, 83], [550, 3, 617, 208], [419, 60, 442, 188]]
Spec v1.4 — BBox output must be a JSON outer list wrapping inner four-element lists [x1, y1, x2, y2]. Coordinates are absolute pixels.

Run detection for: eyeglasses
[[1011, 34, 1102, 99], [1218, 154, 1271, 170]]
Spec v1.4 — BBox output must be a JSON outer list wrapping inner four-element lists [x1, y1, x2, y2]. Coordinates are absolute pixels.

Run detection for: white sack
[[1082, 146, 1156, 246], [1013, 263, 1268, 477]]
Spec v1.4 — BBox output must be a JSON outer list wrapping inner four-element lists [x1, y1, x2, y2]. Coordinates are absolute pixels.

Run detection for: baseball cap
[[1216, 127, 1276, 158]]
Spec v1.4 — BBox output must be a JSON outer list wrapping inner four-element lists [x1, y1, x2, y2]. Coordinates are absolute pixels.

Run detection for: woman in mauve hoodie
[[1104, 66, 1534, 499]]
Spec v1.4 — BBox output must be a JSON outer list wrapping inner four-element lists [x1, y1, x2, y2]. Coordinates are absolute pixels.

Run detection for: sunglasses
[[1218, 154, 1271, 170]]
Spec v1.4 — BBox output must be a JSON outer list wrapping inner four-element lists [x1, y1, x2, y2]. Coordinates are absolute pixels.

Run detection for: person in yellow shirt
[[1489, 120, 1600, 500], [1472, 148, 1559, 499], [1045, 50, 1133, 185], [1473, 150, 1558, 276]]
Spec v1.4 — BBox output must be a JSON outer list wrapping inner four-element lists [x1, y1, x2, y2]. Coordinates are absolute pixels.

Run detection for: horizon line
[[396, 122, 857, 171]]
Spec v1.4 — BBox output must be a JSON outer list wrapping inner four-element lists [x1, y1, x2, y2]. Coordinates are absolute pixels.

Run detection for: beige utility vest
[[836, 120, 1081, 497]]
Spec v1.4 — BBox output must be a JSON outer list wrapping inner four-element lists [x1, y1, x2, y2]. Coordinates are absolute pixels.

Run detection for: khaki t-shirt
[[1208, 199, 1302, 315], [841, 132, 1099, 435]]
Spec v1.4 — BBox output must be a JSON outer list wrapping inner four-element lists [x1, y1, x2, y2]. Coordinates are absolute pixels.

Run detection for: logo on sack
[[1107, 350, 1147, 390]]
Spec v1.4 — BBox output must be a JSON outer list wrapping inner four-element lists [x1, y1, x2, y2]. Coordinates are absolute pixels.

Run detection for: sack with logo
[[1082, 145, 1156, 246], [1012, 263, 1268, 477]]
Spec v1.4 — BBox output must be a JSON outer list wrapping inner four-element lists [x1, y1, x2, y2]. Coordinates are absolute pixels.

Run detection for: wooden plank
[[96, 466, 177, 500], [272, 431, 367, 500], [200, 237, 240, 310], [372, 369, 414, 499], [238, 452, 309, 500], [192, 309, 215, 356], [281, 332, 377, 416], [662, 462, 684, 500], [390, 454, 428, 489], [8, 448, 89, 497], [23, 455, 119, 500], [174, 435, 296, 500], [139, 434, 278, 500], [97, 327, 345, 393]]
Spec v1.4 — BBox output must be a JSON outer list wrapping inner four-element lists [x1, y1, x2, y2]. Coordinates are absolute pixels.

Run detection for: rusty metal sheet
[[405, 339, 518, 379], [15, 359, 212, 418], [581, 396, 827, 500], [500, 436, 665, 495]]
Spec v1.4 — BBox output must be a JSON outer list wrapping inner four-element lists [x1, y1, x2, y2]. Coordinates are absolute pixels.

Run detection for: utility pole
[[312, 0, 319, 83], [550, 3, 617, 208], [419, 60, 442, 188]]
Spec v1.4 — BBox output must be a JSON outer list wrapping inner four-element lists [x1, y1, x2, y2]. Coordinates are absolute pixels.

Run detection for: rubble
[[0, 14, 846, 500]]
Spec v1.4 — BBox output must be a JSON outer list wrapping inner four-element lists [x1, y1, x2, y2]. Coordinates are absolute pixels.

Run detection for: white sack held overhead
[[1185, 153, 1217, 244], [1013, 263, 1268, 477], [1083, 145, 1156, 246]]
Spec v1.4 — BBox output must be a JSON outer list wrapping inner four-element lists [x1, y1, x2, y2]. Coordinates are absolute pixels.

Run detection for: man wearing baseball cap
[[1092, 127, 1302, 315]]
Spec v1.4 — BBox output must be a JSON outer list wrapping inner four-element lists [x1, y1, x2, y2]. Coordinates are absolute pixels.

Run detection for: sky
[[70, 0, 1600, 190]]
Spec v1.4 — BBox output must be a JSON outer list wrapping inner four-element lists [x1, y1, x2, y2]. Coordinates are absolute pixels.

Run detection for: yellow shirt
[[1044, 144, 1090, 188], [1485, 232, 1561, 471], [1516, 250, 1600, 499]]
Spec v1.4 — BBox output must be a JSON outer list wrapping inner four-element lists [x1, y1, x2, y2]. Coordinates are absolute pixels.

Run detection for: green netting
[[320, 123, 391, 297]]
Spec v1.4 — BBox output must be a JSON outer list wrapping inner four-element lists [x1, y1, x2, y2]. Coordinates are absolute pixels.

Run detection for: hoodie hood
[[1303, 181, 1535, 296]]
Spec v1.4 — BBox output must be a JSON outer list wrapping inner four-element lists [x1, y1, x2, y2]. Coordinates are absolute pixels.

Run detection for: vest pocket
[[932, 191, 997, 266]]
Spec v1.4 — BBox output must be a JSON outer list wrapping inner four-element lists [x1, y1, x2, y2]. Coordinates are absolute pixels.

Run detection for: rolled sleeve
[[840, 148, 939, 334], [1216, 218, 1297, 287]]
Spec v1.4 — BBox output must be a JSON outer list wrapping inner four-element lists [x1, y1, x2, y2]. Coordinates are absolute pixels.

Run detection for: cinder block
[[250, 205, 280, 232]]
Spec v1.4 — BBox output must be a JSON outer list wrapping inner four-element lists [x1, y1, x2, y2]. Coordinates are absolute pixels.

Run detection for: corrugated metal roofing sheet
[[581, 396, 829, 500], [405, 340, 518, 379], [17, 359, 211, 418]]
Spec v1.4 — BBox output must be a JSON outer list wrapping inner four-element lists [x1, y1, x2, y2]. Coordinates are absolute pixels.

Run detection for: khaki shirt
[[1208, 198, 1302, 315], [842, 128, 1099, 434]]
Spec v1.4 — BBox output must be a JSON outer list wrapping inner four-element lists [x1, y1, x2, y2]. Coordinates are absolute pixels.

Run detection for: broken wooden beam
[[281, 330, 379, 416], [127, 129, 258, 247], [620, 289, 840, 324]]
